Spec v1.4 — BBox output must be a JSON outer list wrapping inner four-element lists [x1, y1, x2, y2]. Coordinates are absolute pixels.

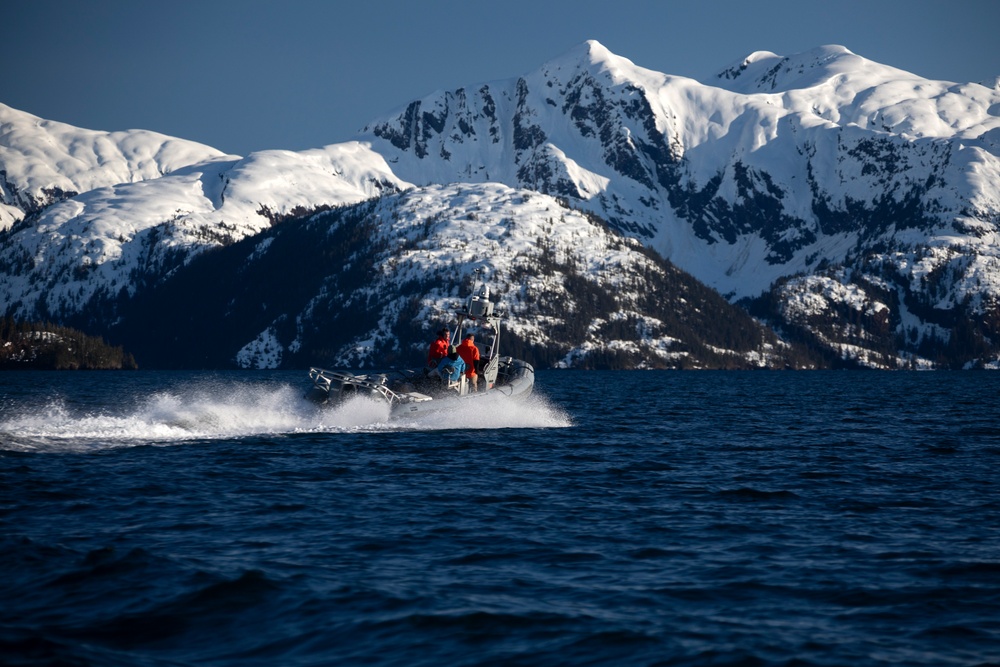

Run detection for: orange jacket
[[427, 336, 449, 366], [457, 339, 480, 377]]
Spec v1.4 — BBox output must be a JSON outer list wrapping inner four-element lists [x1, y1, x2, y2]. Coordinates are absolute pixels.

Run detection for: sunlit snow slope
[[2, 41, 999, 368]]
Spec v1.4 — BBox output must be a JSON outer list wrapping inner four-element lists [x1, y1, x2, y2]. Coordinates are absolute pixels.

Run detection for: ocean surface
[[1, 370, 999, 666]]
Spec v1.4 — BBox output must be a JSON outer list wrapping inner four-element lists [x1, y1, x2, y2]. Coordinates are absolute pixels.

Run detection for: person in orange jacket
[[457, 333, 481, 391], [427, 328, 450, 368]]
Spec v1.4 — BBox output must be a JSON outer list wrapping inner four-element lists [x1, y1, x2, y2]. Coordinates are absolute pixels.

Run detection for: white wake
[[0, 382, 570, 452]]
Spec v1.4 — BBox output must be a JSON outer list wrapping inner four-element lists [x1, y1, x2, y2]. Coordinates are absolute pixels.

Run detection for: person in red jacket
[[457, 333, 481, 392], [427, 328, 450, 367]]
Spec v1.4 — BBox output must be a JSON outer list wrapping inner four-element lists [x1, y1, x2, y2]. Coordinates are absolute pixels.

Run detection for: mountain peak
[[712, 44, 919, 94], [556, 40, 615, 64], [579, 39, 615, 64], [540, 39, 643, 81]]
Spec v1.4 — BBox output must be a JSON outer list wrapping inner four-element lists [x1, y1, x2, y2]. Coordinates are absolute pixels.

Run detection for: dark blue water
[[2, 370, 999, 666]]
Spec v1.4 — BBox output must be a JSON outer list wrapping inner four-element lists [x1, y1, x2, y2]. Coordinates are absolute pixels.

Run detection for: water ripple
[[1, 370, 1000, 665]]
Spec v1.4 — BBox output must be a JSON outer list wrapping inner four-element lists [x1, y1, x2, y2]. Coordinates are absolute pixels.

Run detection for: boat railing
[[309, 367, 405, 404]]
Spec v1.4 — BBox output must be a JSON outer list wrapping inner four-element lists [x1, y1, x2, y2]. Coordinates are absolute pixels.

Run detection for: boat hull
[[390, 359, 533, 418], [307, 358, 534, 419]]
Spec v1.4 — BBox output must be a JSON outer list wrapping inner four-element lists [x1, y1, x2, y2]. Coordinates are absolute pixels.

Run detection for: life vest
[[457, 339, 480, 376]]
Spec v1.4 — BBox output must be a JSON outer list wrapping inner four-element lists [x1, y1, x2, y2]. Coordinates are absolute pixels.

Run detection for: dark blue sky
[[5, 0, 998, 157]]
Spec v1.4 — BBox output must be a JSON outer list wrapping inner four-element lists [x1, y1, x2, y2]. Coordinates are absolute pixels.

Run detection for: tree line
[[0, 317, 137, 370]]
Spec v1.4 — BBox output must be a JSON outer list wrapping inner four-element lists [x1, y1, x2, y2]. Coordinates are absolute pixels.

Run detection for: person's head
[[447, 345, 459, 360], [464, 333, 474, 341], [438, 328, 449, 339]]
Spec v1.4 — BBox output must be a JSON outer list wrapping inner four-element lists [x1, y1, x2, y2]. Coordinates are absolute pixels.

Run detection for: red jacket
[[457, 339, 480, 377], [427, 336, 450, 366]]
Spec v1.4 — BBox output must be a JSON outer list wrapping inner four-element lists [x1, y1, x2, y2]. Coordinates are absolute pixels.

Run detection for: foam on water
[[0, 380, 570, 452], [388, 392, 572, 431], [1, 384, 310, 451]]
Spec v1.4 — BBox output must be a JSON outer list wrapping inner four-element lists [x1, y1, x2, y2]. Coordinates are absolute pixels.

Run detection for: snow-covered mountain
[[2, 41, 999, 368], [0, 103, 230, 230], [361, 42, 999, 292], [108, 184, 804, 370], [0, 141, 409, 320]]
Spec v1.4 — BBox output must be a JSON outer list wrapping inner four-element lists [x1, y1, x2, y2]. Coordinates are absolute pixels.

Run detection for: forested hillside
[[0, 318, 137, 370]]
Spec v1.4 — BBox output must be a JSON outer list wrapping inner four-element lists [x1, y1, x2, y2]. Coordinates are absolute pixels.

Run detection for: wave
[[387, 391, 572, 432], [0, 380, 570, 452]]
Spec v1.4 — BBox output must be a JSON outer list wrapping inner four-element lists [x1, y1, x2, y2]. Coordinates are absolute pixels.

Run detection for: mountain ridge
[[0, 102, 229, 230], [2, 40, 999, 369]]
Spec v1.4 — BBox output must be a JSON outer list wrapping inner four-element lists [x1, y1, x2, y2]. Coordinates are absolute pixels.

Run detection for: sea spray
[[0, 376, 569, 451], [1, 382, 316, 451], [388, 392, 572, 431]]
